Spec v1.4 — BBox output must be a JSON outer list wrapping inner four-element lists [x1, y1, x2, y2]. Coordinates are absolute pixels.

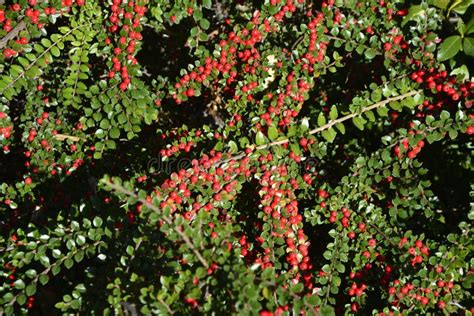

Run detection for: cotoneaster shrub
[[0, 0, 473, 314]]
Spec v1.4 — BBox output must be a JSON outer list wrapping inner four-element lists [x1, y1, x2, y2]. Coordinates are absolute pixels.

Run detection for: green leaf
[[463, 37, 474, 56], [290, 143, 301, 156], [353, 116, 366, 130], [64, 258, 74, 269], [109, 128, 120, 139], [462, 273, 474, 288], [52, 265, 61, 275], [335, 122, 345, 134], [26, 284, 36, 296], [203, 0, 212, 9], [448, 129, 459, 139], [389, 100, 402, 111], [457, 18, 466, 36], [200, 18, 210, 30], [413, 92, 424, 105], [300, 118, 309, 132], [268, 126, 278, 141], [255, 131, 267, 146], [193, 9, 203, 21], [52, 249, 62, 258], [74, 251, 84, 263], [17, 294, 26, 306], [466, 16, 474, 34], [322, 128, 337, 143], [14, 279, 25, 290], [377, 106, 389, 117], [41, 38, 52, 48], [228, 140, 238, 154], [451, 65, 470, 80], [100, 119, 110, 129], [365, 110, 376, 122], [190, 26, 199, 37], [71, 299, 81, 309], [76, 235, 86, 245], [437, 35, 462, 61], [93, 217, 103, 227], [40, 255, 50, 267], [450, 0, 474, 15], [401, 5, 425, 27], [429, 0, 450, 9], [199, 32, 208, 41], [306, 295, 320, 306], [39, 274, 49, 285], [319, 305, 335, 316], [329, 105, 338, 120], [26, 66, 41, 78], [317, 113, 327, 127], [51, 46, 61, 57], [365, 48, 378, 59], [25, 269, 37, 279], [440, 110, 450, 121], [291, 283, 304, 294]]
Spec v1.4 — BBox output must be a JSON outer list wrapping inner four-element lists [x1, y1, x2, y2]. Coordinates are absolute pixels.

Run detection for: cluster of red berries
[[150, 151, 245, 216], [172, 54, 237, 104], [271, 0, 298, 21], [170, 0, 303, 105], [328, 206, 351, 227], [399, 237, 429, 266], [246, 161, 316, 293], [157, 128, 219, 158], [259, 305, 291, 316], [348, 282, 367, 297], [383, 33, 407, 53], [394, 138, 425, 159], [306, 13, 326, 61], [387, 273, 454, 311], [18, 111, 87, 181], [411, 69, 473, 102], [251, 13, 329, 131], [184, 297, 198, 309], [159, 139, 195, 157], [105, 0, 146, 90], [2, 48, 17, 59], [0, 112, 13, 152]]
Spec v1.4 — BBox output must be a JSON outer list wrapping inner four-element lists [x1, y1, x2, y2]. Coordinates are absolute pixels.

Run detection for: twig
[[0, 20, 26, 50], [220, 90, 420, 165], [54, 134, 83, 142]]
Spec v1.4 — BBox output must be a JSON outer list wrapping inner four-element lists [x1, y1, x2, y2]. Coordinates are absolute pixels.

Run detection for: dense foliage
[[0, 0, 473, 314]]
